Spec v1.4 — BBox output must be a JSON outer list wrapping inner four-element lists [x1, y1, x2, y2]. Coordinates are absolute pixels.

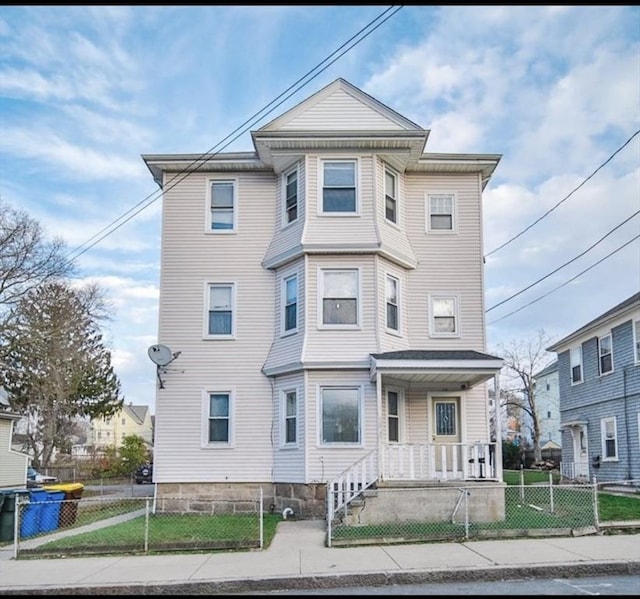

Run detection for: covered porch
[[371, 349, 504, 483]]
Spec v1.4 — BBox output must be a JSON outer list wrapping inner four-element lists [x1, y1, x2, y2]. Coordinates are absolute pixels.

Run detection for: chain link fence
[[328, 480, 604, 547], [9, 489, 269, 559]]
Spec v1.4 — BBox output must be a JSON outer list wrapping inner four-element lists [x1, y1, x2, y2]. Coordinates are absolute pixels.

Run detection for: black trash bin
[[0, 489, 30, 542]]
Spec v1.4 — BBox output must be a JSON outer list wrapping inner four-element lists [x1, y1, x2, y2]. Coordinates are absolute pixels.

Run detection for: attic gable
[[259, 78, 424, 133]]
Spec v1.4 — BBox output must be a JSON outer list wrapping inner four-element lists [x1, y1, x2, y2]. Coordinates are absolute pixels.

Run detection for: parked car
[[134, 463, 153, 484], [27, 466, 58, 487]]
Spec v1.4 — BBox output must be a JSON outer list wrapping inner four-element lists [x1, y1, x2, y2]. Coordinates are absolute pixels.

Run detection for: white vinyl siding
[[570, 346, 583, 384], [598, 334, 613, 375], [601, 416, 618, 460], [156, 170, 275, 482], [209, 179, 237, 232], [272, 373, 305, 482]]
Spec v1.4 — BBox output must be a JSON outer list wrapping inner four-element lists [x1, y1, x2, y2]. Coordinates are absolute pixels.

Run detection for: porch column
[[376, 371, 383, 480], [494, 373, 504, 481]]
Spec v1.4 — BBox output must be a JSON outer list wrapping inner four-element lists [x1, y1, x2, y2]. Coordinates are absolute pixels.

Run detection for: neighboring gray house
[[143, 78, 504, 520], [547, 292, 640, 483], [532, 360, 561, 449]]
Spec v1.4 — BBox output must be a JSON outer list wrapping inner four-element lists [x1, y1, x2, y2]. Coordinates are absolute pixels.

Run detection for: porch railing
[[560, 461, 590, 481], [382, 442, 497, 481], [326, 449, 378, 523]]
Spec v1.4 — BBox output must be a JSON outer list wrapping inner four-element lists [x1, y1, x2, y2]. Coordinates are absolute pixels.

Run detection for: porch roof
[[370, 350, 503, 389]]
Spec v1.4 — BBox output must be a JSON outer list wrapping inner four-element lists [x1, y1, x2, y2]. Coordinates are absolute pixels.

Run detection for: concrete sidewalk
[[0, 521, 639, 595]]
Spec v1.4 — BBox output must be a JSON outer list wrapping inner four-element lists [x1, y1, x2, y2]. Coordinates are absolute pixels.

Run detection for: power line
[[486, 234, 640, 325], [485, 209, 640, 312], [484, 129, 640, 259], [65, 5, 404, 263]]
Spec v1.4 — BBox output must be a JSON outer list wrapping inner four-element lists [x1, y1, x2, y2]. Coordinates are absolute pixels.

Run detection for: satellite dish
[[148, 344, 173, 366]]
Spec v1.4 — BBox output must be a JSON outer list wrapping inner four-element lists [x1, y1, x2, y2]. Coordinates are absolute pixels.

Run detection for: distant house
[[547, 292, 640, 483], [0, 388, 30, 489], [532, 360, 561, 449], [143, 77, 505, 521], [73, 403, 154, 457]]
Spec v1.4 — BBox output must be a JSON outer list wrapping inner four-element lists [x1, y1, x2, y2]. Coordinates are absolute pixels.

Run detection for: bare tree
[[0, 199, 73, 313], [495, 329, 555, 464], [1, 281, 123, 467]]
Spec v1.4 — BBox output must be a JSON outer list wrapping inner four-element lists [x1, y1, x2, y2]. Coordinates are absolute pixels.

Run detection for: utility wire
[[484, 129, 640, 258], [485, 209, 640, 312], [65, 5, 404, 263], [487, 234, 640, 325]]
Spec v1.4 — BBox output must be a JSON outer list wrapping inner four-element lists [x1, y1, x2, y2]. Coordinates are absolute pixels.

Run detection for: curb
[[1, 560, 638, 595]]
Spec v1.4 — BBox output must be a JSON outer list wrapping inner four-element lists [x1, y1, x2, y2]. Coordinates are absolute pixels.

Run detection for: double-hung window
[[282, 389, 297, 446], [570, 346, 583, 384], [601, 416, 618, 460], [284, 167, 298, 225], [598, 334, 613, 375], [210, 180, 236, 231], [283, 274, 298, 334], [430, 295, 458, 336], [387, 389, 400, 443], [634, 320, 640, 363], [427, 193, 455, 232], [322, 160, 356, 213], [385, 168, 398, 224], [320, 387, 361, 445], [321, 269, 358, 326], [386, 274, 399, 332], [207, 392, 231, 444], [207, 283, 234, 337]]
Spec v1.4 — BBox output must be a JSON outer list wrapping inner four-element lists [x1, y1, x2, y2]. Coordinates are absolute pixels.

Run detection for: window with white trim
[[598, 334, 613, 375], [430, 295, 458, 336], [284, 167, 298, 225], [634, 320, 640, 363], [207, 392, 231, 444], [385, 168, 398, 224], [322, 160, 356, 213], [320, 387, 361, 445], [207, 283, 234, 337], [387, 390, 400, 443], [210, 180, 236, 231], [283, 274, 298, 334], [321, 269, 358, 326], [282, 389, 297, 445], [385, 274, 399, 332], [601, 416, 618, 460], [570, 346, 583, 384], [427, 193, 455, 232]]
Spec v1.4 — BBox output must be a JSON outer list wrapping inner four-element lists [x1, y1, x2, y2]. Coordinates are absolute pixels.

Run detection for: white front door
[[573, 426, 589, 479], [431, 397, 462, 478]]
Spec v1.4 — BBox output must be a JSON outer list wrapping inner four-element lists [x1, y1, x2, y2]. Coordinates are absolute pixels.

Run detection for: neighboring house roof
[[371, 350, 501, 361], [124, 404, 149, 425], [541, 440, 561, 450], [547, 292, 640, 352], [533, 360, 558, 379]]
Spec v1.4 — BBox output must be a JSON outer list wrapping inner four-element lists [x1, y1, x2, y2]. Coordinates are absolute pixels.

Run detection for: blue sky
[[1, 5, 639, 413]]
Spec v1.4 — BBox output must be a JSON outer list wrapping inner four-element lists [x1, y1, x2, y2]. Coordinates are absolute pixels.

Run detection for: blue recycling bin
[[40, 491, 65, 533], [20, 489, 48, 538]]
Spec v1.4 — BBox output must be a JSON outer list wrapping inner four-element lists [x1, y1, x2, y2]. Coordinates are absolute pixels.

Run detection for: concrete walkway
[[0, 520, 639, 594]]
